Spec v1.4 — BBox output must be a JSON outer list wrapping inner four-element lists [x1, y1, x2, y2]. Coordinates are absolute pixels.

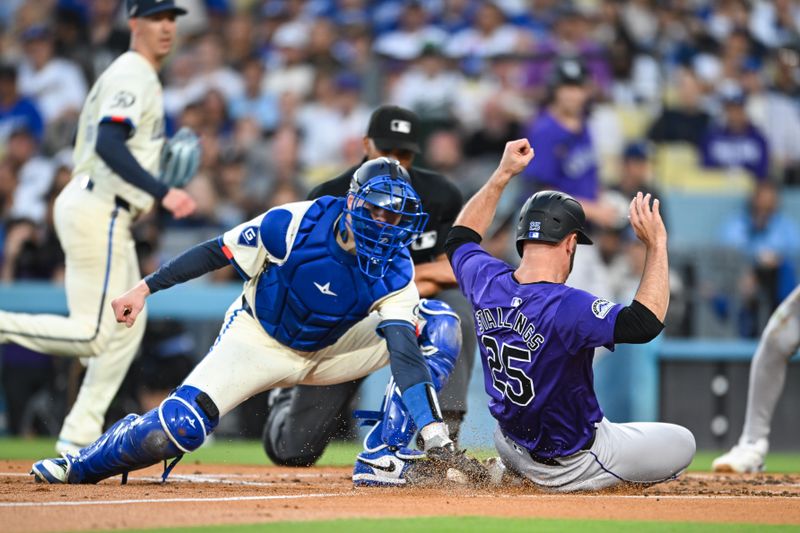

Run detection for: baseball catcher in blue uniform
[[30, 157, 485, 486]]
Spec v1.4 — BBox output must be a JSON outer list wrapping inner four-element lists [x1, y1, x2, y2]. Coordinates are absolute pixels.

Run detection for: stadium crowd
[[1, 0, 800, 437]]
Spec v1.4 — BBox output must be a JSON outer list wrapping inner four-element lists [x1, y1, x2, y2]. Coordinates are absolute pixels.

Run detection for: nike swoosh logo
[[359, 458, 398, 473]]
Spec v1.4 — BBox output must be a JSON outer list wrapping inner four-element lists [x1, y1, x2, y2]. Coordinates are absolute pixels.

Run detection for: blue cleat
[[352, 445, 424, 487], [31, 456, 71, 484]]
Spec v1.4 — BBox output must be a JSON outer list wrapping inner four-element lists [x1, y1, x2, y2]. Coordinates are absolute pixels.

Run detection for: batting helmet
[[515, 190, 593, 257], [345, 157, 429, 278]]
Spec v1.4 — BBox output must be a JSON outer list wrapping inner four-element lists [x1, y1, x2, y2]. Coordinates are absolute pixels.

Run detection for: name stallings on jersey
[[474, 306, 545, 352]]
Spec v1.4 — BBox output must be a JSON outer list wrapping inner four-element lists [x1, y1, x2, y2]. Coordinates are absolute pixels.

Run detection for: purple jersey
[[522, 111, 599, 201], [701, 124, 769, 180], [452, 242, 621, 457]]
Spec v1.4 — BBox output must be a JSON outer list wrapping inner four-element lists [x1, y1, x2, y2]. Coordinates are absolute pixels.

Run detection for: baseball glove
[[159, 127, 201, 188], [405, 444, 490, 486]]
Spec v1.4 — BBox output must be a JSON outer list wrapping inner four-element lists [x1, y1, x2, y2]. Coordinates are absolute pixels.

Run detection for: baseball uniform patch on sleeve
[[591, 299, 614, 319], [238, 226, 259, 247], [110, 90, 136, 108]]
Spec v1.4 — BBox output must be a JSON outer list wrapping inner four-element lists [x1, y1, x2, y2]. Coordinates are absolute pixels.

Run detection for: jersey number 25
[[481, 335, 535, 406]]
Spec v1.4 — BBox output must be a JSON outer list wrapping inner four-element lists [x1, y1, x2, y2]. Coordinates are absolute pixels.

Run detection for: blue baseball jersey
[[522, 111, 599, 201], [218, 196, 419, 351], [452, 242, 621, 457]]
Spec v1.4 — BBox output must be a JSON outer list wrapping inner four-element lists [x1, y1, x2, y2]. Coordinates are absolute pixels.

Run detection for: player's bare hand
[[111, 280, 150, 328], [628, 192, 667, 249], [162, 188, 197, 219], [496, 139, 534, 180]]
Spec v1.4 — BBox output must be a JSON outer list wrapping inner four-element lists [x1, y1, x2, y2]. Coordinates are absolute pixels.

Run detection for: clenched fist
[[111, 280, 151, 328], [497, 138, 535, 179]]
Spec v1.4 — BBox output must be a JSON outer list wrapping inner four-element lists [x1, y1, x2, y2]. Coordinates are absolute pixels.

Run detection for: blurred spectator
[[223, 12, 257, 69], [648, 68, 711, 148], [525, 6, 611, 99], [432, 0, 476, 34], [296, 71, 370, 185], [603, 9, 661, 107], [613, 141, 664, 207], [693, 28, 760, 90], [263, 21, 316, 100], [2, 150, 68, 283], [229, 55, 281, 134], [164, 34, 246, 120], [87, 0, 130, 80], [445, 2, 528, 61], [306, 17, 344, 71], [0, 63, 44, 144], [749, 0, 800, 49], [707, 0, 752, 43], [720, 181, 800, 336], [741, 64, 800, 183], [456, 52, 530, 157], [521, 58, 616, 226], [213, 148, 249, 228], [5, 125, 54, 227], [373, 2, 447, 61], [389, 43, 463, 123], [16, 24, 87, 126], [772, 44, 800, 100], [701, 83, 770, 181]]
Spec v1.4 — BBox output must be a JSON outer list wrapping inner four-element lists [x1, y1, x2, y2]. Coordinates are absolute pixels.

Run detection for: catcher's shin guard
[[65, 385, 219, 484], [356, 299, 461, 450]]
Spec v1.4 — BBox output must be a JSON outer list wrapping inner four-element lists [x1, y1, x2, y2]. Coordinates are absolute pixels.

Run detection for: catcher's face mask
[[344, 175, 428, 279]]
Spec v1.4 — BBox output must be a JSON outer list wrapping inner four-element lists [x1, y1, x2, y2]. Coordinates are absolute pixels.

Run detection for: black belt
[[241, 295, 253, 316], [528, 431, 596, 467], [82, 177, 131, 212]]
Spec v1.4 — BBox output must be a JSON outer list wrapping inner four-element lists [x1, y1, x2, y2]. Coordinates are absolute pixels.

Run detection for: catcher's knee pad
[[66, 386, 219, 484], [160, 385, 219, 453]]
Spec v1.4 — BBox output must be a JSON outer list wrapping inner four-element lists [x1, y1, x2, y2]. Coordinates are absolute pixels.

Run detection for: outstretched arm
[[628, 192, 669, 322], [453, 139, 534, 238], [111, 238, 229, 327]]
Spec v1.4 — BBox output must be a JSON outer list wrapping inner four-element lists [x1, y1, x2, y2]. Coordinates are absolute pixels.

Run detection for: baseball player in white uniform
[[713, 285, 800, 472], [0, 0, 196, 454]]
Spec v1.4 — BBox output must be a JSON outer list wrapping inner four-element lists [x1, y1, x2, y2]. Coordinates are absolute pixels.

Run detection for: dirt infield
[[2, 459, 799, 532]]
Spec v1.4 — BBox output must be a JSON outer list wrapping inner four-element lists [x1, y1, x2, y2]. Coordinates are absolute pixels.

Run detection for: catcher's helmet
[[515, 190, 593, 257], [345, 158, 429, 278]]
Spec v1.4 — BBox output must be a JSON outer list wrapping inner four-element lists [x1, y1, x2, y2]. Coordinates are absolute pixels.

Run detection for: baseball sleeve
[[447, 235, 509, 308], [219, 213, 269, 281], [219, 200, 315, 280], [97, 73, 147, 133], [373, 279, 419, 328], [554, 288, 623, 353]]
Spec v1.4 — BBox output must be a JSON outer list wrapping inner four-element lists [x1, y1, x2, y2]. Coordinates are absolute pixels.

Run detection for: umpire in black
[[262, 105, 474, 466]]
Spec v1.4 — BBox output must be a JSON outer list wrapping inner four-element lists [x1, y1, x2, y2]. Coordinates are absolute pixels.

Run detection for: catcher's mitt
[[159, 127, 201, 188]]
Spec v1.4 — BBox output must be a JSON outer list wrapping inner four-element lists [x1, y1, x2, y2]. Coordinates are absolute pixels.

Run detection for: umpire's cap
[[127, 0, 187, 18], [367, 105, 422, 154], [515, 190, 592, 257]]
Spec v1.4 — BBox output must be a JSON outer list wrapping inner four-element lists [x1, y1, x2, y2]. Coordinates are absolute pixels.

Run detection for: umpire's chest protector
[[253, 197, 412, 351]]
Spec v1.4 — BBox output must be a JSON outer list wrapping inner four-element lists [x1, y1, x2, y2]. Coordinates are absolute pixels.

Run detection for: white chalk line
[[0, 492, 353, 508]]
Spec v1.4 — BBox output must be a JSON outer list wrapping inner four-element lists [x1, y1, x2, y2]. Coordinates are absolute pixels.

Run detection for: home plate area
[[1, 460, 799, 532]]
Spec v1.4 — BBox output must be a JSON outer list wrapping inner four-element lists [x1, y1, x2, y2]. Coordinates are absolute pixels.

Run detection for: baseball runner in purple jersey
[[445, 139, 695, 492]]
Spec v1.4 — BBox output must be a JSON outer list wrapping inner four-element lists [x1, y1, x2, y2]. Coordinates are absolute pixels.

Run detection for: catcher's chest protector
[[254, 198, 412, 351]]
